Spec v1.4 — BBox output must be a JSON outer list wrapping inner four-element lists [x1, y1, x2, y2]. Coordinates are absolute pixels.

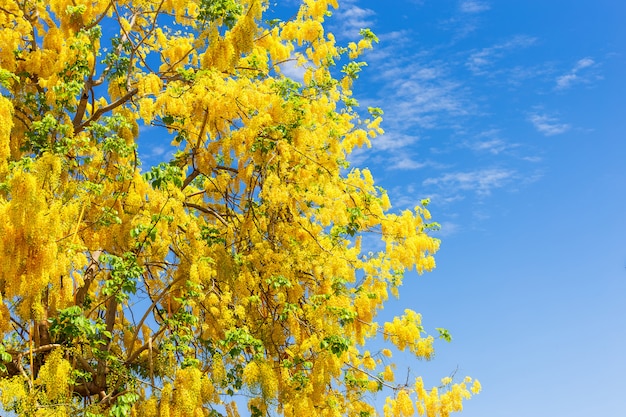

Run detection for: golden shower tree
[[0, 0, 479, 415]]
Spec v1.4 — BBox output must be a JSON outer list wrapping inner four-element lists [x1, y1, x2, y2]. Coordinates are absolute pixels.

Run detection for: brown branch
[[124, 274, 187, 364], [72, 381, 106, 398], [185, 189, 206, 199], [215, 165, 239, 174], [75, 88, 138, 135], [343, 362, 397, 391], [125, 325, 166, 366], [15, 352, 32, 389], [74, 351, 97, 375], [182, 168, 200, 190], [84, 2, 113, 31], [72, 0, 109, 131], [73, 80, 93, 132], [8, 343, 61, 356], [75, 250, 102, 306], [95, 296, 117, 390], [0, 7, 18, 17], [195, 108, 210, 148], [183, 202, 228, 226]]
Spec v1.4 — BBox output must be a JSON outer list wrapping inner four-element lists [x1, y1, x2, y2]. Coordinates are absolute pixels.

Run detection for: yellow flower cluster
[[413, 376, 482, 417], [384, 389, 415, 417], [0, 97, 12, 173], [0, 154, 84, 319], [0, 0, 480, 415], [383, 310, 435, 359], [35, 349, 72, 402]]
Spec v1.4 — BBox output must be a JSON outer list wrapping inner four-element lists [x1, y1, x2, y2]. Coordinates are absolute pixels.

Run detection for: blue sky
[[133, 1, 626, 415], [309, 0, 626, 416]]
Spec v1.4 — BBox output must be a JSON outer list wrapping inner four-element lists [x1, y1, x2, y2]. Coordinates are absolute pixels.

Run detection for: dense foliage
[[0, 0, 479, 415]]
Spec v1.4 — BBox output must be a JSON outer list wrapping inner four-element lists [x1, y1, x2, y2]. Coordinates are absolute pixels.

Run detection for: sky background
[[136, 0, 626, 415], [303, 1, 626, 416]]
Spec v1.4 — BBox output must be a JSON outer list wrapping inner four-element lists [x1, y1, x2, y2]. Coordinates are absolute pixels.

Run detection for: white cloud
[[279, 58, 305, 83], [423, 168, 515, 196], [387, 156, 427, 170], [528, 113, 570, 136], [137, 139, 173, 167], [459, 0, 490, 13], [464, 129, 517, 155], [466, 35, 537, 75], [334, 18, 542, 225], [389, 81, 466, 127], [384, 184, 420, 210], [554, 74, 577, 90], [504, 64, 554, 86], [377, 29, 413, 44], [555, 57, 596, 90], [574, 57, 595, 70], [470, 139, 509, 154], [372, 132, 420, 152], [374, 61, 470, 131], [438, 1, 489, 39], [433, 221, 461, 237], [365, 32, 470, 133], [522, 155, 543, 163], [332, 1, 376, 39], [424, 192, 466, 205]]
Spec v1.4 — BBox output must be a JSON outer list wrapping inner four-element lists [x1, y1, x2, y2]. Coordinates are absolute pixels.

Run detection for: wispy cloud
[[500, 63, 554, 87], [466, 35, 537, 75], [373, 60, 470, 131], [433, 221, 461, 237], [462, 129, 514, 155], [385, 184, 425, 211], [522, 155, 543, 163], [459, 0, 490, 13], [343, 15, 543, 226], [468, 138, 509, 154], [371, 132, 420, 152], [528, 113, 570, 136], [437, 1, 491, 39], [279, 59, 305, 83], [377, 29, 413, 44], [555, 57, 596, 90], [332, 0, 375, 39], [387, 156, 428, 170], [137, 128, 172, 167], [423, 168, 515, 196]]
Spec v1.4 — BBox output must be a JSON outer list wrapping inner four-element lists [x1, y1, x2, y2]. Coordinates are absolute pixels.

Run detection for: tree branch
[[75, 88, 138, 135], [182, 168, 200, 190], [183, 202, 228, 226]]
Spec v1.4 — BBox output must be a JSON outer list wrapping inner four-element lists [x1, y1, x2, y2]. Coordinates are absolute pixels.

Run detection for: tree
[[0, 0, 480, 415]]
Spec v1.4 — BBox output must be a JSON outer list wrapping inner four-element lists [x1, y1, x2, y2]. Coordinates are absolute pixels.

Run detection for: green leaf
[[436, 327, 453, 342], [359, 28, 379, 43], [367, 107, 384, 118], [320, 335, 351, 356]]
